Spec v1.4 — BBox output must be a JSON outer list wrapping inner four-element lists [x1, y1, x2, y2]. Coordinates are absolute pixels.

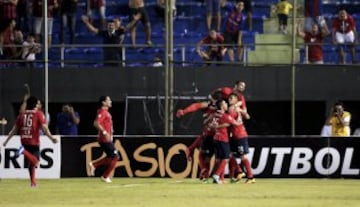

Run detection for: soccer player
[[177, 90, 224, 182], [88, 96, 119, 183], [210, 99, 241, 184], [228, 93, 255, 183], [2, 96, 58, 187], [232, 80, 247, 112]]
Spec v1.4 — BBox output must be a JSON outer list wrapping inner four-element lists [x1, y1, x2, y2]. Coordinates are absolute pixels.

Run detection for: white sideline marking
[[105, 183, 146, 188], [123, 184, 146, 187]]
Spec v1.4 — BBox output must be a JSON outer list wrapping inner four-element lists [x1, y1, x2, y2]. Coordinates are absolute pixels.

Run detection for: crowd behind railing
[[0, 0, 359, 68]]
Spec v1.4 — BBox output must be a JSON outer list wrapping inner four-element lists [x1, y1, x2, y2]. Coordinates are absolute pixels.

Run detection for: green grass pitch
[[0, 178, 359, 207]]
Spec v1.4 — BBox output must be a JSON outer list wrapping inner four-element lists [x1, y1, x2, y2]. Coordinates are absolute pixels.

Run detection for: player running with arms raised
[[3, 96, 58, 187]]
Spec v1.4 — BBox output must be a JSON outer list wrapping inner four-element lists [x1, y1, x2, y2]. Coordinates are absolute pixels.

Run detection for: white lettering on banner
[[249, 146, 359, 176], [342, 148, 360, 175], [315, 147, 340, 175], [0, 135, 61, 179], [272, 147, 292, 175], [250, 147, 269, 175], [289, 148, 312, 175]]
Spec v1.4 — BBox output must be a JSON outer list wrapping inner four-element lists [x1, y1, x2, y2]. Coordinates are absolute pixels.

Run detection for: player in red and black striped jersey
[[3, 96, 58, 187], [212, 80, 248, 112], [228, 93, 255, 183], [88, 96, 119, 183], [209, 99, 241, 184], [176, 90, 224, 181]]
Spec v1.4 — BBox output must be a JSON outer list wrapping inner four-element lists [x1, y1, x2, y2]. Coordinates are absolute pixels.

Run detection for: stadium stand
[[41, 0, 360, 67]]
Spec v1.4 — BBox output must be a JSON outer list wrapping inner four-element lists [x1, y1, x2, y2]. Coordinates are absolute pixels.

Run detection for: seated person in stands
[[297, 20, 329, 64], [81, 14, 141, 66], [196, 30, 226, 65]]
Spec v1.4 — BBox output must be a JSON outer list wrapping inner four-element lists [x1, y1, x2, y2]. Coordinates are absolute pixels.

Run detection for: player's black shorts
[[99, 142, 119, 158], [200, 135, 214, 158], [24, 144, 40, 160], [230, 137, 249, 157], [213, 140, 231, 159]]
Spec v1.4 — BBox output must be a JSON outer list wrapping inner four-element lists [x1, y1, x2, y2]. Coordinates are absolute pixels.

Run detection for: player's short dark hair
[[229, 93, 238, 99], [215, 99, 225, 110], [26, 96, 38, 110], [98, 96, 108, 107], [211, 90, 224, 101]]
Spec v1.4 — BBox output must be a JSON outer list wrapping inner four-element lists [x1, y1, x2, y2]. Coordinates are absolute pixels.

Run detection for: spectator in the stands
[[206, 0, 222, 32], [87, 0, 106, 30], [154, 0, 176, 33], [332, 8, 358, 64], [240, 0, 252, 31], [276, 0, 293, 35], [0, 19, 17, 60], [155, 0, 176, 19], [32, 0, 59, 47], [196, 30, 225, 65], [152, 54, 163, 67], [12, 29, 24, 61], [81, 13, 141, 66], [297, 20, 329, 64], [56, 103, 80, 135], [223, 0, 246, 63], [16, 0, 31, 34], [0, 0, 18, 33], [60, 0, 78, 45], [113, 18, 126, 66], [304, 0, 326, 33], [21, 33, 41, 68], [129, 0, 152, 48]]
